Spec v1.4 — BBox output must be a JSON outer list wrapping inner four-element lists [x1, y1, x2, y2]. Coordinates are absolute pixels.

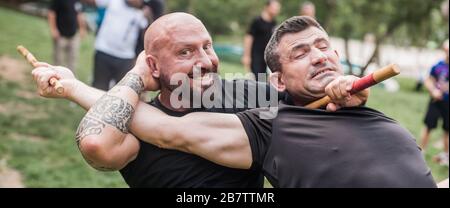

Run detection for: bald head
[[144, 13, 207, 55]]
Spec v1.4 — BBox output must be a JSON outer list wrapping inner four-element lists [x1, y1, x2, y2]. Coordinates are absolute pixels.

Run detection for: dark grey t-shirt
[[236, 102, 437, 188]]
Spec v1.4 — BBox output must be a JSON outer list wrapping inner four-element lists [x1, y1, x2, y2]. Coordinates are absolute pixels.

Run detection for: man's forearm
[[424, 77, 437, 94], [243, 35, 253, 58], [47, 11, 58, 34], [77, 13, 87, 34], [68, 80, 106, 111]]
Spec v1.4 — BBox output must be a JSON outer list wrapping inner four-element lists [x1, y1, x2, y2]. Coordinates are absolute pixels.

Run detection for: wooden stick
[[17, 45, 64, 94], [305, 64, 401, 109]]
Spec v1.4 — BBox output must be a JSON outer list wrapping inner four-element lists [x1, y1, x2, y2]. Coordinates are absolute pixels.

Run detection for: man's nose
[[196, 49, 213, 69], [310, 48, 327, 66]]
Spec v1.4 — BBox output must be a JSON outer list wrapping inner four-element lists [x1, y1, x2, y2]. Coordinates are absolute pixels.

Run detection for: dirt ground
[[0, 55, 28, 83], [0, 158, 24, 188], [0, 56, 28, 188]]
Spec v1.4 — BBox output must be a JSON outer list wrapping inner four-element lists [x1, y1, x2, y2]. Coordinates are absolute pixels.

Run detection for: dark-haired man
[[74, 16, 436, 187]]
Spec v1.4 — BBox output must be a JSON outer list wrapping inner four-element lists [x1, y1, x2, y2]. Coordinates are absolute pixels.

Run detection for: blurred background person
[[420, 39, 449, 166], [83, 0, 151, 90], [135, 0, 165, 56], [48, 0, 87, 73], [95, 6, 106, 35], [242, 0, 280, 82], [299, 1, 316, 18]]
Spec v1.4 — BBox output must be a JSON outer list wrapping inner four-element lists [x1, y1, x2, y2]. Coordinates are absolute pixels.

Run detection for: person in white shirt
[[84, 0, 151, 90]]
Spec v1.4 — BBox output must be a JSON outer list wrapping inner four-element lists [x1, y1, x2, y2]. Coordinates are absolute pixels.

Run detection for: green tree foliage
[[167, 0, 266, 35]]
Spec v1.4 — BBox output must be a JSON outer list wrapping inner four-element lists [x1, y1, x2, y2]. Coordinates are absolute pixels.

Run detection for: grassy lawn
[[0, 7, 447, 187]]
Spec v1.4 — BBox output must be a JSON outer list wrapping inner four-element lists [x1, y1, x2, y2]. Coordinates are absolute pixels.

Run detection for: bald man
[[32, 13, 367, 187], [74, 16, 435, 188]]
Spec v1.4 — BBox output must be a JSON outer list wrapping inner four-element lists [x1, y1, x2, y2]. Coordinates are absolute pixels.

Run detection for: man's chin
[[312, 75, 336, 91]]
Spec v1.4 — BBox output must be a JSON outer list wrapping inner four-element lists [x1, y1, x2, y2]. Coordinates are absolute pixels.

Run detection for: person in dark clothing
[[420, 39, 449, 166], [31, 14, 367, 188], [242, 0, 280, 82], [80, 16, 436, 188], [135, 0, 166, 56], [154, 16, 437, 188], [48, 0, 86, 72], [31, 13, 291, 188]]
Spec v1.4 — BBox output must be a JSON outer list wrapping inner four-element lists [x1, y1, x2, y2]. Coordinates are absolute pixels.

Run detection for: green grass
[[0, 7, 447, 187], [367, 78, 449, 181], [0, 7, 125, 187], [0, 7, 94, 82]]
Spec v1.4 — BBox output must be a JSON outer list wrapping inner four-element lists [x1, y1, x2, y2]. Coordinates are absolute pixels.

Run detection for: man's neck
[[289, 94, 316, 107], [292, 99, 309, 107], [261, 11, 273, 22], [158, 90, 191, 113]]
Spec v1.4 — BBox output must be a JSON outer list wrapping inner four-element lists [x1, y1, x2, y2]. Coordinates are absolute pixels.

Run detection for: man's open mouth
[[311, 67, 335, 79]]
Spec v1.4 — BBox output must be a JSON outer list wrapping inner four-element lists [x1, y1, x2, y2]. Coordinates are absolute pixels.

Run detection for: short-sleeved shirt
[[236, 101, 437, 188], [95, 0, 149, 59], [430, 60, 449, 101], [119, 79, 280, 188], [50, 0, 82, 37], [247, 16, 276, 62]]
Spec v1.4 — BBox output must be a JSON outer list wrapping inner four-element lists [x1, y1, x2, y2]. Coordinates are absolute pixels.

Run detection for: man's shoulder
[[278, 102, 393, 121], [431, 60, 449, 72], [236, 107, 275, 126]]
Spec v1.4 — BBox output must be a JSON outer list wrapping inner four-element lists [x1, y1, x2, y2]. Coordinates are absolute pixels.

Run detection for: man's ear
[[146, 55, 160, 79], [269, 71, 286, 92]]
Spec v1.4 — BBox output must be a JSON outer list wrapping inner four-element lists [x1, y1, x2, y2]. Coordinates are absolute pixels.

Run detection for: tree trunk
[[187, 0, 196, 14], [359, 21, 400, 77], [343, 37, 354, 75], [359, 38, 381, 77]]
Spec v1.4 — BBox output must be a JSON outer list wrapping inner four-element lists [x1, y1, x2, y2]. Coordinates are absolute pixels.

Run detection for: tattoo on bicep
[[76, 94, 135, 139], [117, 73, 145, 95], [75, 116, 105, 147], [75, 94, 135, 172], [92, 94, 135, 133]]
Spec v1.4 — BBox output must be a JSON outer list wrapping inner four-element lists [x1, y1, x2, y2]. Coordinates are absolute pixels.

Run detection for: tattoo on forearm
[[117, 73, 145, 95]]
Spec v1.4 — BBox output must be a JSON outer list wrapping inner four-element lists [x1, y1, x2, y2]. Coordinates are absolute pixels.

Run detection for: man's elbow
[[79, 136, 123, 171]]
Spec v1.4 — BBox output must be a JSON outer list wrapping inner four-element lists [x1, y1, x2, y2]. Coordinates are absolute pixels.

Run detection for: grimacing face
[[276, 26, 343, 103], [154, 23, 219, 95]]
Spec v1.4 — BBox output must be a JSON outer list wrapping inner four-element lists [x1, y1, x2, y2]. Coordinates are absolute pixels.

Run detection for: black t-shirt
[[50, 0, 82, 37], [145, 0, 165, 20], [119, 79, 279, 188], [236, 101, 437, 188], [247, 16, 276, 72]]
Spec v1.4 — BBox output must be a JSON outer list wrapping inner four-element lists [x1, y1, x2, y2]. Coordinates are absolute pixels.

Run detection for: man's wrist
[[117, 72, 145, 95], [66, 79, 83, 101]]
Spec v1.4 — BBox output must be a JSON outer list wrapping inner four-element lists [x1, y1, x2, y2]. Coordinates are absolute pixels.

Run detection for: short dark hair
[[265, 0, 279, 6], [265, 16, 324, 72]]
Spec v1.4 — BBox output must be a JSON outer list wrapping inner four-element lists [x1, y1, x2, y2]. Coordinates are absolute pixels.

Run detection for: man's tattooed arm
[[117, 73, 145, 95], [75, 73, 144, 171]]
